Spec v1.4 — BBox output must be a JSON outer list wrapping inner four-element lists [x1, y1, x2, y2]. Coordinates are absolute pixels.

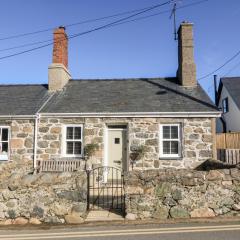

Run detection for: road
[[0, 222, 240, 240]]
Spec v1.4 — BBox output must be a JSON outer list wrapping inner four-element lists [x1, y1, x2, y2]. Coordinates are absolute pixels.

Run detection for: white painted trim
[[0, 126, 10, 162], [61, 124, 83, 158], [103, 125, 109, 182], [104, 125, 108, 167], [39, 112, 221, 118], [0, 115, 35, 119], [33, 116, 39, 169], [107, 128, 127, 131], [159, 123, 182, 159]]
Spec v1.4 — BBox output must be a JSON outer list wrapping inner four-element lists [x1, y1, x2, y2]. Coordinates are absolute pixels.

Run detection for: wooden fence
[[216, 132, 240, 149], [216, 132, 240, 164], [37, 159, 85, 173], [217, 149, 240, 165]]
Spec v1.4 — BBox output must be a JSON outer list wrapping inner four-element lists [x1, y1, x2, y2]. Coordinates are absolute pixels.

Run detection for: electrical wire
[[222, 58, 240, 77], [0, 1, 173, 60], [0, 1, 172, 41], [198, 49, 240, 81], [0, 0, 209, 53]]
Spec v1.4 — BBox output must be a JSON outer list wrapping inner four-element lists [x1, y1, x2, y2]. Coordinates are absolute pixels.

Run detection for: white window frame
[[62, 124, 83, 157], [0, 126, 10, 161], [159, 123, 181, 158], [222, 97, 229, 113]]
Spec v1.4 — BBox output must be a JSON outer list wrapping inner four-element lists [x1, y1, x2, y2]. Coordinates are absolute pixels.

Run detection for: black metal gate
[[87, 166, 125, 213]]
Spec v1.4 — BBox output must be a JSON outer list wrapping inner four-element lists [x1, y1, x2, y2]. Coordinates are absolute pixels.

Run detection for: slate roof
[[217, 77, 240, 110], [40, 78, 218, 114], [0, 84, 50, 115]]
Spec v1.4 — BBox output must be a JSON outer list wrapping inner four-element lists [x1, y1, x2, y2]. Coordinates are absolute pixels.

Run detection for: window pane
[[2, 142, 8, 153], [74, 127, 82, 140], [74, 142, 82, 155], [163, 126, 170, 139], [66, 142, 73, 154], [223, 98, 229, 113], [171, 126, 178, 139], [163, 141, 170, 154], [171, 141, 179, 154], [67, 127, 73, 139], [2, 128, 8, 141]]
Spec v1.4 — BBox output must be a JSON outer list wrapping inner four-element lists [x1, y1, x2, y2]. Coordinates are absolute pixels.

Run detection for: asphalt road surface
[[0, 222, 240, 240]]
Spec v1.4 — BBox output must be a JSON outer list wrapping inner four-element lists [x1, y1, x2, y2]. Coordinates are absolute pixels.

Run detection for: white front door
[[107, 128, 127, 171]]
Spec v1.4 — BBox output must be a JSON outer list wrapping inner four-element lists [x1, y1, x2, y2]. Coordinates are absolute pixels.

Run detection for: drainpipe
[[33, 113, 39, 172], [214, 75, 218, 105], [33, 93, 55, 173], [220, 116, 227, 133]]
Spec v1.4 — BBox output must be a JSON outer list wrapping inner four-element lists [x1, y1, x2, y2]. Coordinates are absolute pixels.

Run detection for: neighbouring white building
[[216, 77, 240, 133]]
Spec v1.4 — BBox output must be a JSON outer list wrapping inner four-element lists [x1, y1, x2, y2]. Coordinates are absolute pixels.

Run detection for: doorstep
[[85, 210, 125, 222]]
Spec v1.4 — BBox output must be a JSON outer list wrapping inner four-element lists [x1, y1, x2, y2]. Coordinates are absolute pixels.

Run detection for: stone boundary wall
[[125, 169, 240, 220], [0, 170, 87, 225]]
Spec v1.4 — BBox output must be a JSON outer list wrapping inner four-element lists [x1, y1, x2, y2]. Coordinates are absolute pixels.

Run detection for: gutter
[[0, 115, 35, 119], [39, 111, 221, 118]]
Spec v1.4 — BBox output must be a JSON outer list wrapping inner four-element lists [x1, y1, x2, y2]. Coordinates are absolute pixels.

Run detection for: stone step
[[85, 210, 124, 222]]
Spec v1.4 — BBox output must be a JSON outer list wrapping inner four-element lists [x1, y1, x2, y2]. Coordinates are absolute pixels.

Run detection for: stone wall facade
[[125, 168, 240, 220], [0, 117, 215, 170], [36, 117, 214, 170], [0, 119, 34, 163], [37, 118, 104, 166]]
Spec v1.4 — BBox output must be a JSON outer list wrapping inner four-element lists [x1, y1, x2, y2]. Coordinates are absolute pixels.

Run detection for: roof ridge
[[70, 77, 175, 82]]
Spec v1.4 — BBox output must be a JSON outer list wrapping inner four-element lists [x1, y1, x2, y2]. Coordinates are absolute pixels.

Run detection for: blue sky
[[0, 0, 240, 100]]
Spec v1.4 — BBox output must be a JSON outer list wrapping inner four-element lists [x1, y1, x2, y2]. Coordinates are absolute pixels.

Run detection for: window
[[160, 124, 181, 158], [115, 138, 120, 144], [0, 127, 10, 161], [222, 98, 229, 113], [64, 125, 83, 156]]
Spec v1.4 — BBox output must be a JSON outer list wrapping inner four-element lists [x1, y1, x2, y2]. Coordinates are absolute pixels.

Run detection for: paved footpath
[[0, 222, 240, 240]]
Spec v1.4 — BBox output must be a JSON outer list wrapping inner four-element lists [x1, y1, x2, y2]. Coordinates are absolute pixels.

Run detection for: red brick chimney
[[53, 26, 68, 68], [48, 26, 71, 91]]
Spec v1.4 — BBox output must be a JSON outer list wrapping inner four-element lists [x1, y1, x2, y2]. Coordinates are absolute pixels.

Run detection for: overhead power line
[[198, 49, 240, 81], [0, 1, 171, 41], [223, 58, 240, 77], [0, 0, 209, 53], [0, 1, 173, 60]]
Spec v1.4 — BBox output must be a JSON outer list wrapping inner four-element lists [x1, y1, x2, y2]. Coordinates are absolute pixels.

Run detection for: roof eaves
[[39, 111, 221, 118]]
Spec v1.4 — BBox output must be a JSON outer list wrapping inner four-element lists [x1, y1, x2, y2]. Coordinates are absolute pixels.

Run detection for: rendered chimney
[[177, 22, 197, 87], [48, 26, 71, 91]]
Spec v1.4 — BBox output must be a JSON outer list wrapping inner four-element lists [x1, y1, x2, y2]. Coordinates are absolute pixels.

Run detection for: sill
[[60, 155, 84, 159], [159, 157, 182, 160]]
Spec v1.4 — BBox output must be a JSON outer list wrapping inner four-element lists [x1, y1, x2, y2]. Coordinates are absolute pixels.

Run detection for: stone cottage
[[0, 22, 220, 172]]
